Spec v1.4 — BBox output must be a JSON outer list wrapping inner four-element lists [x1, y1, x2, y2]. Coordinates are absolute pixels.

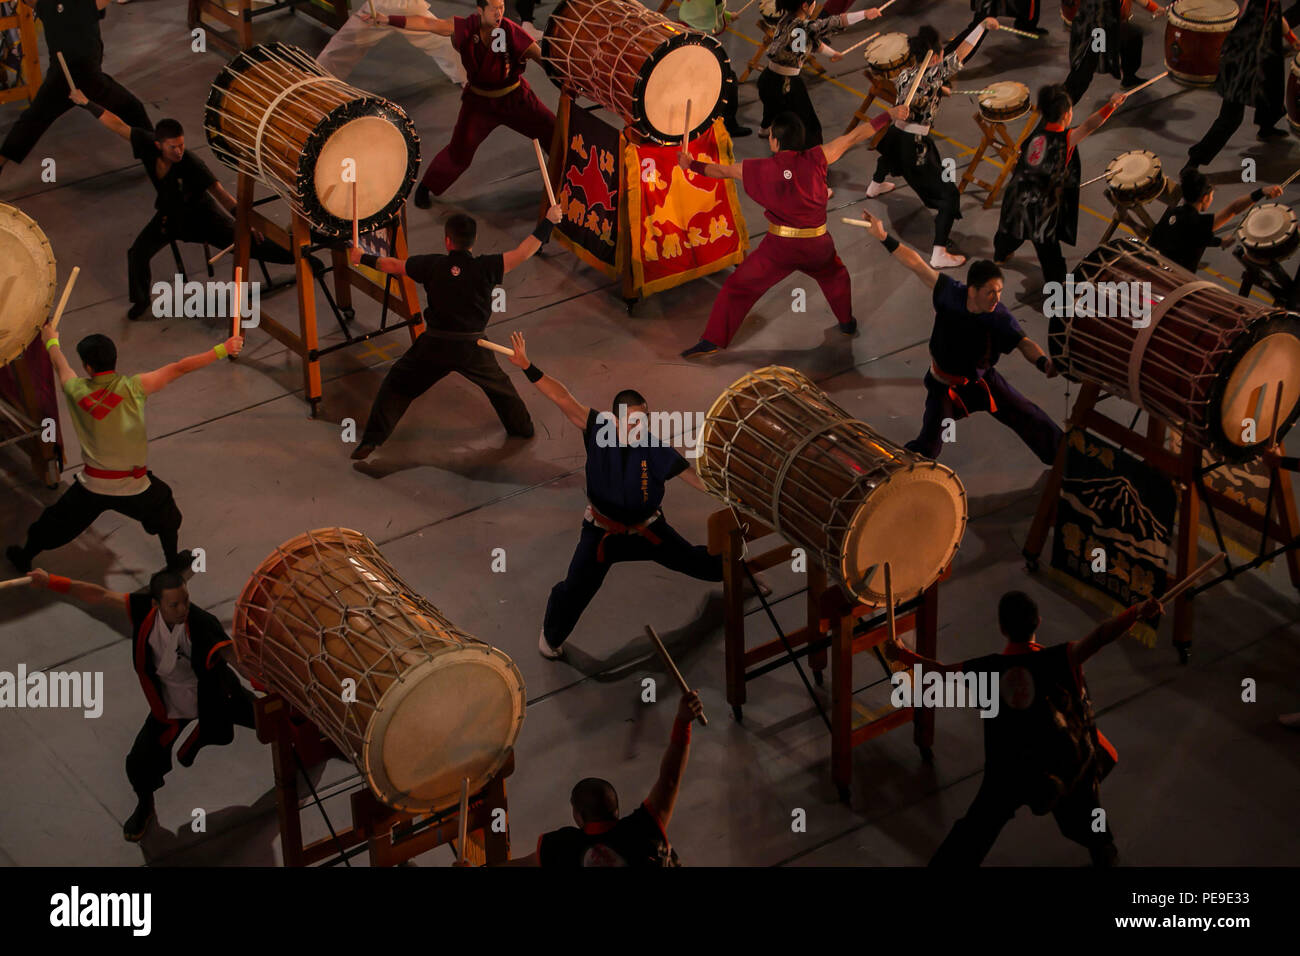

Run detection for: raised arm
[[1016, 337, 1059, 377], [820, 107, 903, 165], [1068, 597, 1162, 668], [1213, 186, 1281, 232], [507, 331, 590, 429], [676, 149, 742, 180], [26, 568, 129, 614], [860, 210, 940, 287], [40, 323, 78, 386], [882, 631, 968, 675], [954, 16, 999, 63], [366, 12, 454, 35], [1067, 91, 1125, 152], [503, 203, 563, 274], [643, 690, 703, 830], [138, 336, 244, 395], [68, 90, 132, 141]]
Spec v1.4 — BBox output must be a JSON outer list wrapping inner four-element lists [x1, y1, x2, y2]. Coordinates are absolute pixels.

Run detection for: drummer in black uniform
[[504, 332, 723, 660], [1148, 168, 1283, 271], [348, 205, 562, 460], [993, 84, 1126, 294], [1064, 0, 1166, 104]]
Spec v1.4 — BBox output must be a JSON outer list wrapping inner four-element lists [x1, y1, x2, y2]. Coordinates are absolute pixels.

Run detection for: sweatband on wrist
[[671, 718, 691, 747], [81, 101, 104, 119], [388, 15, 406, 28], [524, 363, 544, 383], [1251, 187, 1265, 203], [967, 25, 985, 44], [532, 220, 554, 244], [1118, 604, 1143, 627], [213, 343, 228, 359], [47, 575, 71, 594], [687, 158, 710, 175], [870, 112, 892, 132], [1036, 355, 1049, 372], [1098, 103, 1116, 121], [844, 9, 867, 25], [45, 337, 59, 350], [360, 253, 379, 268], [881, 234, 900, 253]]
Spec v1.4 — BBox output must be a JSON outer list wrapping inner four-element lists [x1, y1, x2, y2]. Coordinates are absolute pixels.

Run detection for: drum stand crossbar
[[958, 109, 1039, 209], [1023, 383, 1300, 662], [1100, 190, 1159, 243], [708, 510, 938, 802], [1233, 247, 1300, 310], [232, 175, 425, 416], [187, 0, 349, 54], [254, 694, 513, 867]]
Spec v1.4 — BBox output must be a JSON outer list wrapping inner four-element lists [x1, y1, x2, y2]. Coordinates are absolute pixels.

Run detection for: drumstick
[[48, 266, 79, 332], [644, 625, 707, 726], [1281, 168, 1300, 189], [878, 0, 897, 11], [999, 24, 1043, 39], [456, 777, 469, 867], [1123, 71, 1168, 96], [0, 576, 32, 591], [901, 52, 932, 111], [730, 0, 759, 17], [949, 89, 998, 96], [208, 243, 234, 267], [56, 51, 76, 94], [841, 216, 875, 228], [1080, 171, 1109, 188], [839, 31, 880, 57], [683, 98, 693, 144], [351, 180, 359, 249], [1270, 381, 1286, 446], [367, 0, 377, 20], [884, 561, 897, 648], [532, 138, 557, 208], [230, 266, 242, 351], [476, 338, 515, 357], [1160, 553, 1226, 603]]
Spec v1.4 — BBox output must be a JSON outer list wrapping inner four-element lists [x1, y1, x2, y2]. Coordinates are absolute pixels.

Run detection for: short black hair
[[966, 259, 1002, 290], [1180, 167, 1211, 205], [571, 777, 619, 823], [770, 112, 806, 152], [475, 0, 490, 7], [775, 0, 806, 15], [1037, 83, 1072, 125], [445, 213, 477, 250], [612, 388, 647, 413], [153, 119, 184, 142], [907, 25, 940, 60], [149, 570, 187, 604], [998, 591, 1040, 643], [76, 334, 117, 373]]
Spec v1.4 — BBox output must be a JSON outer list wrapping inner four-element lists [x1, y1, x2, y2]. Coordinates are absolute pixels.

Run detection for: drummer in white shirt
[[316, 0, 467, 88]]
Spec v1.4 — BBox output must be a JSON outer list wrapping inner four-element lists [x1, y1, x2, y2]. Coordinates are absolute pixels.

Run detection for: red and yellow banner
[[624, 118, 748, 297]]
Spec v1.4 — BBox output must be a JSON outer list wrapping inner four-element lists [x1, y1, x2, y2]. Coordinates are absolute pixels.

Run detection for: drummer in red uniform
[[364, 0, 555, 207], [678, 108, 903, 358]]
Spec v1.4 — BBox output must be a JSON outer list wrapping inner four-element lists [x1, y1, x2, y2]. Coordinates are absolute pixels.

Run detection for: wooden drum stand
[[0, 1, 41, 109], [958, 107, 1039, 208], [188, 0, 350, 54]]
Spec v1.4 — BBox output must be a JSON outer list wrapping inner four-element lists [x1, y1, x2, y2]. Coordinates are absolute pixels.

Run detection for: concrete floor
[[0, 0, 1297, 867]]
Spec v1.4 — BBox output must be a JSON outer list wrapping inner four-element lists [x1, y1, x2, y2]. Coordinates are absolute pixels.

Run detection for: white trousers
[[316, 14, 467, 86]]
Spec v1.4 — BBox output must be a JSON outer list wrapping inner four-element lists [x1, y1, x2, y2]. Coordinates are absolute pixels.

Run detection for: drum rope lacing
[[252, 76, 339, 185]]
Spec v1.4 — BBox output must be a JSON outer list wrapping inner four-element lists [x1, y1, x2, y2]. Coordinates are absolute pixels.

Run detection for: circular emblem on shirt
[[451, 265, 461, 277], [581, 843, 628, 867], [783, 169, 792, 180], [1026, 134, 1047, 168], [1002, 666, 1036, 710]]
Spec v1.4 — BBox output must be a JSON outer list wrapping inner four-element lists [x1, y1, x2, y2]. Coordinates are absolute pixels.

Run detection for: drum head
[[0, 204, 57, 367], [981, 81, 1029, 111], [865, 33, 909, 68], [1239, 203, 1297, 248], [1217, 327, 1300, 450], [1106, 150, 1160, 188], [1171, 0, 1239, 23], [842, 464, 966, 604], [313, 116, 412, 221], [642, 42, 724, 141], [366, 649, 526, 814]]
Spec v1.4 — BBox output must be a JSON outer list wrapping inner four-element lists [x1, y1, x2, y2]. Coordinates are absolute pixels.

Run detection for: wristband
[[967, 24, 985, 44], [46, 575, 71, 594], [1098, 103, 1116, 121], [532, 220, 554, 244], [1036, 355, 1049, 373], [844, 9, 867, 25], [687, 158, 710, 176], [1118, 604, 1144, 627], [1251, 187, 1265, 203], [388, 15, 406, 28], [45, 337, 59, 351], [214, 343, 228, 360], [523, 363, 544, 383], [80, 101, 105, 119], [360, 253, 380, 268], [670, 718, 691, 747], [870, 111, 892, 132], [881, 234, 900, 253]]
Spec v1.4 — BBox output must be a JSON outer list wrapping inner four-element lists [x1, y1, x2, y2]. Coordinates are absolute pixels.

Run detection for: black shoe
[[5, 545, 31, 574], [413, 185, 433, 209], [127, 301, 149, 321], [167, 549, 194, 573], [726, 123, 753, 138], [681, 340, 721, 359], [351, 443, 377, 461], [177, 738, 201, 769], [838, 318, 858, 335], [1258, 125, 1289, 141], [123, 798, 155, 842], [1120, 74, 1144, 90]]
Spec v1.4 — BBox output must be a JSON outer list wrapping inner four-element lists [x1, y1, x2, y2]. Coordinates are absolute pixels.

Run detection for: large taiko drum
[[542, 0, 731, 144], [233, 528, 526, 814], [204, 42, 420, 240], [696, 367, 968, 605], [0, 203, 57, 367], [1052, 238, 1300, 459], [1165, 0, 1239, 85]]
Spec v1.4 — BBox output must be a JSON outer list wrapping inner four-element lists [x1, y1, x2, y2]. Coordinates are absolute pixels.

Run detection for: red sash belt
[[931, 363, 997, 416], [585, 503, 662, 562], [83, 464, 147, 480]]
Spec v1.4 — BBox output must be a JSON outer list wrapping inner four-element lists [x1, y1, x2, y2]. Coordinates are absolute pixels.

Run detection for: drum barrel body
[[978, 82, 1031, 123], [696, 367, 967, 604], [1052, 239, 1300, 459], [233, 528, 526, 813], [0, 203, 57, 367], [1164, 0, 1238, 86]]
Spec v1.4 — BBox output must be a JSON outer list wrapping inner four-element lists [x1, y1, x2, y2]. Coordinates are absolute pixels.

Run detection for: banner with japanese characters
[[554, 105, 622, 278], [624, 117, 748, 296]]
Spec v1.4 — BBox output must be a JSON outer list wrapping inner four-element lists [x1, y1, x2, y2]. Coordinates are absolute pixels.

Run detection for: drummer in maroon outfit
[[679, 108, 902, 357], [365, 0, 556, 207]]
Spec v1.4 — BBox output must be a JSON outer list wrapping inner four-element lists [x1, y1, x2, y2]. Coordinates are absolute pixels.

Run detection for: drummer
[[865, 21, 996, 270], [315, 0, 467, 88], [1064, 0, 1167, 104], [993, 85, 1127, 294], [949, 0, 1048, 57], [363, 0, 556, 208], [1148, 168, 1284, 271], [503, 333, 724, 660], [1184, 0, 1300, 171], [21, 568, 255, 843], [859, 211, 1064, 466], [6, 327, 243, 577]]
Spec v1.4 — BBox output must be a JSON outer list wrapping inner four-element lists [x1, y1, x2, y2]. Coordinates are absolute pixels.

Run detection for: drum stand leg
[[740, 23, 775, 83], [1024, 383, 1101, 568], [1100, 198, 1156, 243], [843, 77, 897, 135], [958, 109, 1038, 209], [1233, 250, 1294, 307]]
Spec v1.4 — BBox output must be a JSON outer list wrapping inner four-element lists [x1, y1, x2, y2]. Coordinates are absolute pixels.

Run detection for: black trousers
[[542, 517, 723, 647], [125, 691, 255, 799], [757, 70, 823, 145], [906, 368, 1063, 465], [947, 1, 1042, 56], [1188, 62, 1287, 166], [993, 229, 1068, 289], [873, 128, 961, 246], [515, 0, 539, 23], [15, 473, 183, 567], [930, 771, 1116, 866], [1, 57, 150, 164], [1064, 23, 1143, 104], [360, 334, 533, 445], [127, 204, 297, 308]]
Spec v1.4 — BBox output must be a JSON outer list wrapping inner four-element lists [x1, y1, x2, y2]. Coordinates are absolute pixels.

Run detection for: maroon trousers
[[702, 232, 855, 348], [420, 83, 556, 195]]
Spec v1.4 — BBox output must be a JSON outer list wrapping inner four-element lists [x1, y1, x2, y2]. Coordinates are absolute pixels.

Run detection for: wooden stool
[[740, 21, 776, 82], [958, 108, 1038, 209], [709, 511, 939, 801], [843, 73, 897, 134], [1232, 246, 1300, 309], [0, 2, 41, 109], [1099, 190, 1158, 242], [255, 694, 513, 867]]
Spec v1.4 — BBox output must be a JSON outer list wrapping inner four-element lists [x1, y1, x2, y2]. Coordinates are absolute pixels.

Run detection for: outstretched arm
[[954, 16, 999, 63], [138, 336, 244, 395], [26, 568, 129, 615], [507, 331, 590, 429], [1213, 186, 1282, 232], [1068, 91, 1126, 151], [1016, 337, 1059, 377], [40, 323, 78, 386], [676, 149, 742, 180], [1069, 597, 1163, 668], [503, 203, 563, 274], [67, 90, 132, 141], [859, 210, 940, 287], [820, 106, 905, 165], [643, 691, 704, 830], [882, 632, 967, 675], [365, 12, 454, 35]]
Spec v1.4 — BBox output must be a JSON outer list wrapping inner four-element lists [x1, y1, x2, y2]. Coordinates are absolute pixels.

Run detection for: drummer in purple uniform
[[679, 108, 902, 358]]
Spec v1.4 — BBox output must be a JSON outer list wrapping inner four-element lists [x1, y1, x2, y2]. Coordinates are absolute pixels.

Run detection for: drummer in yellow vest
[[6, 327, 243, 576]]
